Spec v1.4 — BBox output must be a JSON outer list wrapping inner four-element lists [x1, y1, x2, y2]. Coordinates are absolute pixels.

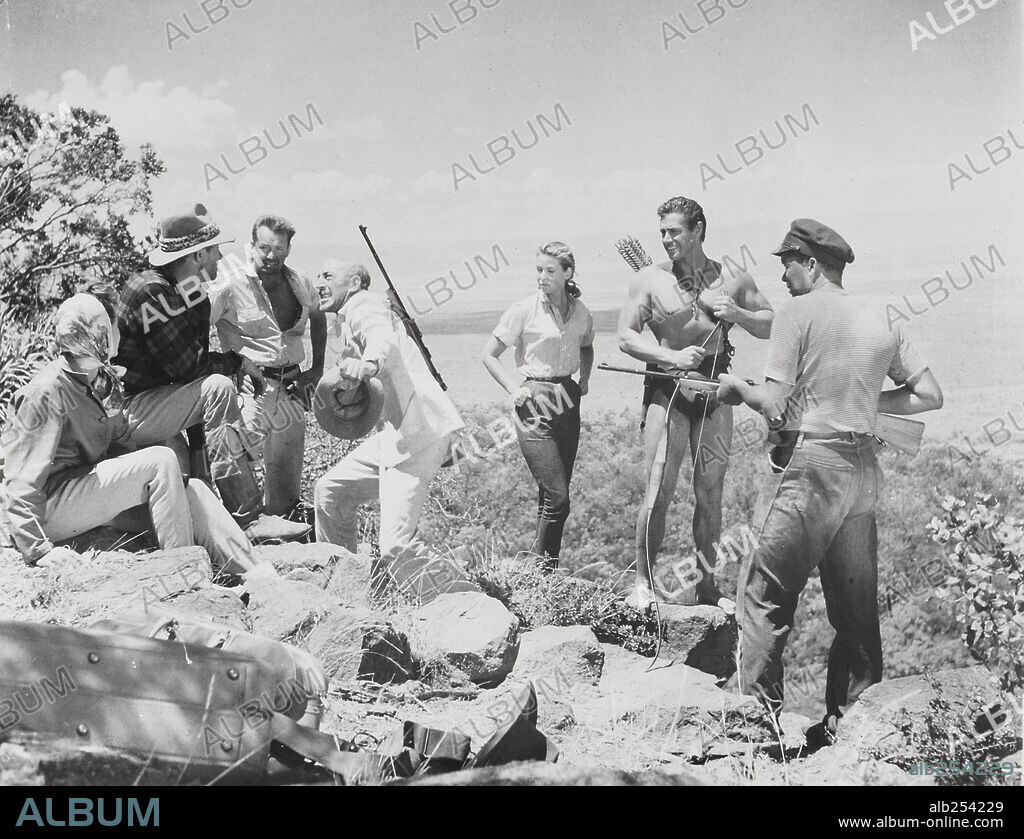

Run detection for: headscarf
[[54, 293, 125, 413]]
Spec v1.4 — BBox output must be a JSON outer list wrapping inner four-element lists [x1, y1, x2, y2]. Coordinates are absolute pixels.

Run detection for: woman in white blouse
[[482, 242, 594, 571]]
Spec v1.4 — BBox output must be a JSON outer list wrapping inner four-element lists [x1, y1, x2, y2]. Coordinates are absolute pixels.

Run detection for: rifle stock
[[358, 225, 447, 392], [874, 413, 925, 456]]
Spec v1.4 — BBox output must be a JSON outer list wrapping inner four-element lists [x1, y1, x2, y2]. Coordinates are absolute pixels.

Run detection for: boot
[[215, 469, 311, 544]]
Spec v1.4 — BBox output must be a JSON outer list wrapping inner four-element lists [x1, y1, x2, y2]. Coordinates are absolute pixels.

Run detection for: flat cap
[[772, 219, 855, 269]]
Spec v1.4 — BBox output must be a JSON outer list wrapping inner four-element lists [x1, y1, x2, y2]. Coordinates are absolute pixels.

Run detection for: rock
[[407, 592, 520, 685], [163, 586, 251, 632], [574, 644, 775, 754], [513, 625, 604, 689], [837, 667, 1010, 762], [125, 546, 214, 605], [243, 577, 335, 642], [305, 607, 412, 684], [657, 604, 736, 680], [324, 549, 375, 607], [793, 744, 936, 786], [254, 542, 353, 587], [399, 762, 703, 786], [382, 554, 480, 604]]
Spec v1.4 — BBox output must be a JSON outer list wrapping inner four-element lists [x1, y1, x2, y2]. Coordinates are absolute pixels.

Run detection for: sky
[[1, 0, 1021, 320]]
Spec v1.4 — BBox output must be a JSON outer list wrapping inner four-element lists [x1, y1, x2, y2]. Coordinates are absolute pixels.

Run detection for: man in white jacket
[[313, 263, 470, 599]]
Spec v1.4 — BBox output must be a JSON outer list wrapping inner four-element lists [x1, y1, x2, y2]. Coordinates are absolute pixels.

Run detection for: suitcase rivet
[[87, 652, 100, 664], [221, 742, 233, 753], [76, 724, 89, 737], [227, 668, 239, 680]]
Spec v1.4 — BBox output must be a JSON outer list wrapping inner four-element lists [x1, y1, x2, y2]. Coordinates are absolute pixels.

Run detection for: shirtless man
[[618, 196, 773, 612]]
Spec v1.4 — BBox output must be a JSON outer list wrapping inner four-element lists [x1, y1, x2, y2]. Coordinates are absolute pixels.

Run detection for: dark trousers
[[514, 379, 582, 560], [739, 437, 884, 718]]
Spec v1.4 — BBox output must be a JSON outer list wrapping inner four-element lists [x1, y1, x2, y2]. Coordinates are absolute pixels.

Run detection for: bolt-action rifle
[[358, 225, 447, 391]]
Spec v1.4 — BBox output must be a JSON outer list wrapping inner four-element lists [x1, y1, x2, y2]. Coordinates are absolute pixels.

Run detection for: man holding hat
[[113, 203, 310, 543], [717, 219, 943, 740], [313, 263, 471, 599]]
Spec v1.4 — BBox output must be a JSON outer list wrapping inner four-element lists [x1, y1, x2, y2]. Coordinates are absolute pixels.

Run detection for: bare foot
[[625, 585, 656, 615]]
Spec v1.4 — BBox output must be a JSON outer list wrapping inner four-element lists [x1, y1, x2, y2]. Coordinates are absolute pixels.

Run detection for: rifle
[[358, 225, 447, 392]]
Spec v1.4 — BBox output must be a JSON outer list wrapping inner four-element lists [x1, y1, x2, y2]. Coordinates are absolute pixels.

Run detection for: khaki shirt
[[210, 256, 320, 368], [0, 359, 134, 562], [333, 292, 464, 467]]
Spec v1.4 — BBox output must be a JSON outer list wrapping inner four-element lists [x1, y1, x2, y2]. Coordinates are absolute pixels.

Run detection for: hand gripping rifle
[[358, 225, 447, 391]]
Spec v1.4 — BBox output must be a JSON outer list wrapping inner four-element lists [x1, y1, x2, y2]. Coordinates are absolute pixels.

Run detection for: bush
[[929, 494, 1024, 699]]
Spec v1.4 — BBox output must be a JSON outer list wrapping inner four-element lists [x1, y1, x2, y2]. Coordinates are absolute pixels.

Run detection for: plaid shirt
[[114, 269, 240, 396]]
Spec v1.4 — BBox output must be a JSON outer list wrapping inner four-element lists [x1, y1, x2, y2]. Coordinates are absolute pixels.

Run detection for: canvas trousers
[[43, 446, 254, 575], [239, 377, 307, 516], [124, 374, 254, 482], [738, 436, 885, 718]]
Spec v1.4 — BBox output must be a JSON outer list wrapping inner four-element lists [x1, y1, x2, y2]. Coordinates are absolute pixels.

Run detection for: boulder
[[382, 554, 480, 605], [324, 549, 375, 607], [254, 542, 353, 587], [513, 625, 604, 689], [407, 592, 520, 685], [574, 644, 775, 754], [305, 607, 413, 684], [837, 667, 1013, 762], [162, 586, 251, 632], [125, 546, 213, 606], [243, 577, 335, 642], [656, 604, 736, 680]]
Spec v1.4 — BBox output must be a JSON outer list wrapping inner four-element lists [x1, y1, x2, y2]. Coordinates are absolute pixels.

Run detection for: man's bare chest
[[263, 280, 301, 331]]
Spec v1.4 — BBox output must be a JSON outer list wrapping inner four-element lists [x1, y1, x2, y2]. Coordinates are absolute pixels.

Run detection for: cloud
[[24, 66, 238, 155]]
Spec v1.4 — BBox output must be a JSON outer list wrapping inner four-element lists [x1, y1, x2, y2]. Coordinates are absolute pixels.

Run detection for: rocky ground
[[0, 542, 1020, 786]]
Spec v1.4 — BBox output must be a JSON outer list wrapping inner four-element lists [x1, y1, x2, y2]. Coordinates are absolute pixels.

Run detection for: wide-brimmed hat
[[313, 367, 385, 440], [148, 203, 235, 267]]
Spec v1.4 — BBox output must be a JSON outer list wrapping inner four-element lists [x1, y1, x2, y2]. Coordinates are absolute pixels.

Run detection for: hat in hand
[[313, 367, 385, 440]]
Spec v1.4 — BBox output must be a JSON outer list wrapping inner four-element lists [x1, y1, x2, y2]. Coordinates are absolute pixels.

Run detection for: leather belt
[[262, 364, 300, 380], [526, 376, 574, 384]]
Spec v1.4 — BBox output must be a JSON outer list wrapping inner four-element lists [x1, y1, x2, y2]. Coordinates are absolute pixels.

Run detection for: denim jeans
[[738, 436, 884, 717], [515, 379, 582, 560]]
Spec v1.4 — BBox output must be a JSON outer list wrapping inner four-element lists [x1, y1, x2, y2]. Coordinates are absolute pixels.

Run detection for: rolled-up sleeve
[[493, 302, 525, 348], [1, 389, 62, 562]]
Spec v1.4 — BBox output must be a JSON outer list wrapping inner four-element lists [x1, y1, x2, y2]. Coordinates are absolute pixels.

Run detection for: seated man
[[113, 203, 309, 543], [0, 293, 275, 577], [313, 264, 470, 599], [209, 214, 326, 516]]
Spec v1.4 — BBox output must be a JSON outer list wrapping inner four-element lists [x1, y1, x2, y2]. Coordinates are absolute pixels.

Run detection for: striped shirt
[[765, 283, 927, 435], [493, 292, 595, 379]]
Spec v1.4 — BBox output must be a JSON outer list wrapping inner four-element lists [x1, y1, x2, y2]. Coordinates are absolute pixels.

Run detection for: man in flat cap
[[114, 203, 310, 543], [717, 219, 943, 741], [313, 263, 474, 601]]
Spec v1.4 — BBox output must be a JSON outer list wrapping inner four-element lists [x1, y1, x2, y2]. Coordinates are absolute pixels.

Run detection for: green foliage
[[928, 494, 1024, 698], [0, 93, 164, 326]]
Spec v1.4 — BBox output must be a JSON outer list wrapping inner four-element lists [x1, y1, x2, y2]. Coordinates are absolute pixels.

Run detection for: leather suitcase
[[0, 620, 285, 783]]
